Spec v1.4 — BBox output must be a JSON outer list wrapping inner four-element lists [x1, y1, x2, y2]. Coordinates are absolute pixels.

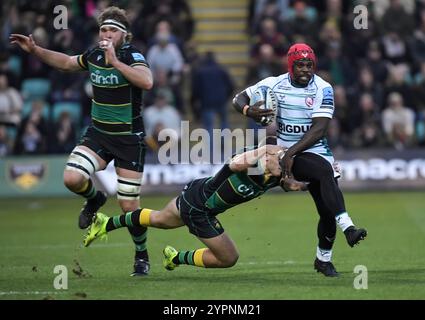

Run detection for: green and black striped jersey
[[184, 170, 280, 216], [77, 43, 149, 135], [204, 171, 280, 214]]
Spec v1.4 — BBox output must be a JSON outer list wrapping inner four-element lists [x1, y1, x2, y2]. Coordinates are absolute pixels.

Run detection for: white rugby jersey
[[246, 73, 335, 164]]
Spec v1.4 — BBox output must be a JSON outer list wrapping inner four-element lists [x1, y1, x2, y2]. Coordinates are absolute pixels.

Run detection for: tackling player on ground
[[83, 145, 307, 269], [10, 7, 153, 276], [233, 43, 367, 277]]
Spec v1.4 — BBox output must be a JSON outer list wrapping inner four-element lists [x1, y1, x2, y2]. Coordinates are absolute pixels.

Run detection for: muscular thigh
[[79, 126, 147, 172], [177, 195, 225, 239], [78, 126, 114, 166], [150, 197, 184, 228], [292, 152, 334, 182], [65, 144, 107, 182], [111, 134, 146, 172], [308, 181, 331, 217]]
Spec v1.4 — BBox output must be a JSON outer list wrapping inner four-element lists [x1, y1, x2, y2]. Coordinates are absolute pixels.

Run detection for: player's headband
[[100, 19, 127, 33]]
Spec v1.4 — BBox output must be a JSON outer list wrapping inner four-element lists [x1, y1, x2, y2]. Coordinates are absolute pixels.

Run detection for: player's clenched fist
[[98, 39, 117, 66], [246, 100, 274, 123]]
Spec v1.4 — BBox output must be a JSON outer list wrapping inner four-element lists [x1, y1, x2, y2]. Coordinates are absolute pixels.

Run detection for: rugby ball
[[250, 85, 277, 126]]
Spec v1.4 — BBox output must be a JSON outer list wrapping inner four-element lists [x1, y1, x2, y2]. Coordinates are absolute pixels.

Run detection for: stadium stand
[[1, 0, 425, 157]]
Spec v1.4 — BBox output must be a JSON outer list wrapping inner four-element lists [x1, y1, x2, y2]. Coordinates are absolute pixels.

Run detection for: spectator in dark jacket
[[13, 99, 48, 154], [50, 111, 76, 154], [191, 52, 234, 141]]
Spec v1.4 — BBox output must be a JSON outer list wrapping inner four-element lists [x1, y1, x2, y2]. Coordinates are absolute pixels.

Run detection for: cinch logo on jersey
[[279, 123, 311, 134], [237, 184, 254, 197], [91, 70, 119, 85]]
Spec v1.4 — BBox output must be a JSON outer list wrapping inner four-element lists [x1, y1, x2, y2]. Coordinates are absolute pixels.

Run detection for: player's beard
[[118, 34, 127, 47], [112, 35, 125, 50]]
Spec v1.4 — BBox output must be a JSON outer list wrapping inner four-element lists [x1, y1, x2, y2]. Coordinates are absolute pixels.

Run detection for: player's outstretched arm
[[262, 145, 286, 177], [207, 146, 269, 190], [9, 33, 82, 72], [260, 146, 308, 192], [229, 145, 268, 172]]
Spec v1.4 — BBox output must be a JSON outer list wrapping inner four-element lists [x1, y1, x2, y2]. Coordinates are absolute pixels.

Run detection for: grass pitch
[[0, 192, 424, 300]]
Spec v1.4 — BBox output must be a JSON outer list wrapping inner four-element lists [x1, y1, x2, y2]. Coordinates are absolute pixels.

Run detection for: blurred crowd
[[0, 0, 424, 158], [248, 0, 425, 151]]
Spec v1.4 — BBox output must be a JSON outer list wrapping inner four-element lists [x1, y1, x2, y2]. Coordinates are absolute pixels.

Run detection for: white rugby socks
[[336, 212, 354, 232]]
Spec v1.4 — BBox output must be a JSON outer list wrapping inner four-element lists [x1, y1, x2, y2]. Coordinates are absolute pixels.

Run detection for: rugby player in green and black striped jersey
[[83, 145, 308, 270], [10, 7, 153, 276]]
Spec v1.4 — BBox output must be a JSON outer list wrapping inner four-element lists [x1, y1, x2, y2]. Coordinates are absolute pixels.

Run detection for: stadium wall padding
[[0, 149, 424, 197]]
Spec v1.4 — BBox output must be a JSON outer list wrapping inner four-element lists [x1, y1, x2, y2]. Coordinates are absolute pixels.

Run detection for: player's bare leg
[[84, 197, 185, 246], [163, 233, 239, 270], [197, 233, 239, 267], [64, 146, 107, 229], [148, 197, 185, 229], [115, 167, 150, 276]]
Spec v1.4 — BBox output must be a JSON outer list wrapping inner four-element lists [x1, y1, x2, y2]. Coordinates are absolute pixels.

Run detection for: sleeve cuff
[[77, 55, 87, 69]]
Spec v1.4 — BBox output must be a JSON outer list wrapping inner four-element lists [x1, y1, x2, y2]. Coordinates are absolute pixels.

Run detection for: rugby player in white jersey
[[232, 43, 367, 277]]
